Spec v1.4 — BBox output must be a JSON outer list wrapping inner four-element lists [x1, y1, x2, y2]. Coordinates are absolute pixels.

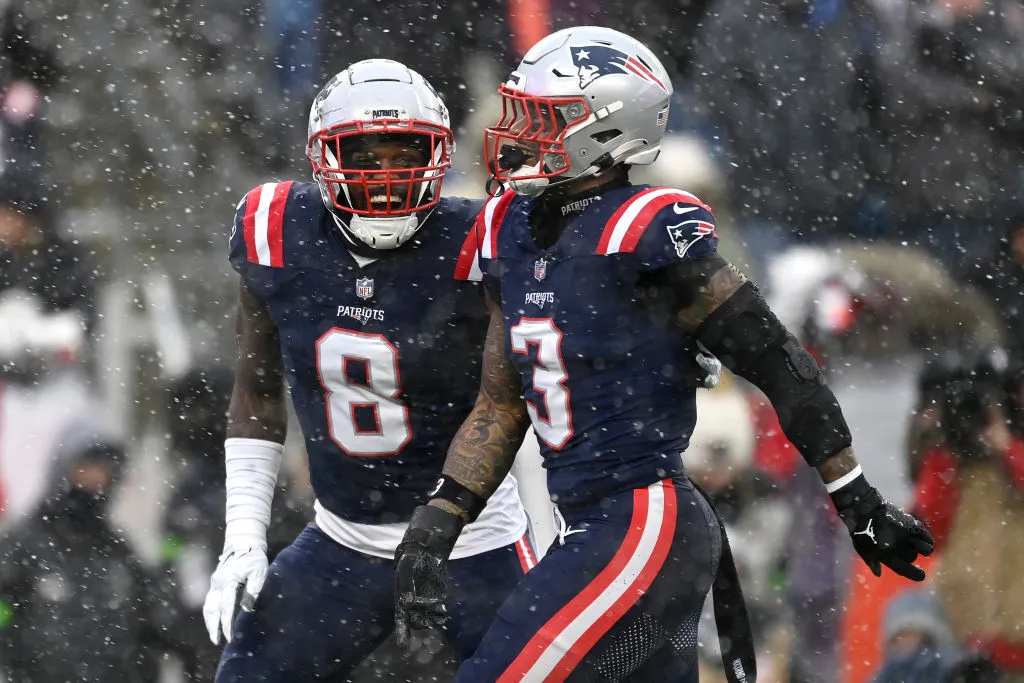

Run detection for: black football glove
[[394, 504, 464, 649], [829, 474, 935, 581]]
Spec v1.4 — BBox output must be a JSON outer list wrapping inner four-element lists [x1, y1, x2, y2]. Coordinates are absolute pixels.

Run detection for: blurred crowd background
[[0, 0, 1022, 681]]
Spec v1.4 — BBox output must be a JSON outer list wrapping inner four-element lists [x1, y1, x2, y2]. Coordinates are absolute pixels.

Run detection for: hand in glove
[[202, 531, 268, 645], [394, 504, 464, 649], [829, 472, 935, 581]]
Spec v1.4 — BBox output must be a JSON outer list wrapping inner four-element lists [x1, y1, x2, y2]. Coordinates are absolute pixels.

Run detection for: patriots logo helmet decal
[[570, 45, 668, 91], [571, 45, 630, 89]]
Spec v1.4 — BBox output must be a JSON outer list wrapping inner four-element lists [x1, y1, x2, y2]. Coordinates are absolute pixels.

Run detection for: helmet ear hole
[[591, 129, 622, 144]]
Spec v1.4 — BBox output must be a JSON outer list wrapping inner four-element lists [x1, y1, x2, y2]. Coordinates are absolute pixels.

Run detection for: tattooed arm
[[661, 254, 860, 484], [394, 294, 531, 643], [429, 291, 531, 521], [227, 278, 287, 442]]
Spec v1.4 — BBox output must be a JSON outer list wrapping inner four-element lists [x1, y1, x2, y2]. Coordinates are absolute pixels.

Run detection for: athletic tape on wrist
[[224, 438, 284, 543], [825, 464, 863, 494]]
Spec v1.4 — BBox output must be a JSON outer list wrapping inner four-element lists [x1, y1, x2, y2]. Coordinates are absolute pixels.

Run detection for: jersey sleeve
[[454, 190, 518, 302], [228, 181, 296, 275], [227, 192, 251, 275], [595, 187, 719, 272]]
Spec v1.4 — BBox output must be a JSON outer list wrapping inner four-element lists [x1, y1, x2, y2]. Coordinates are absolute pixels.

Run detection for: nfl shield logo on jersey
[[356, 277, 374, 300], [534, 258, 548, 282]]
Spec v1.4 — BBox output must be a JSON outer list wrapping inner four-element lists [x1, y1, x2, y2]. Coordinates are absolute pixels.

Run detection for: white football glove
[[696, 351, 723, 389], [203, 438, 283, 645], [203, 531, 268, 645]]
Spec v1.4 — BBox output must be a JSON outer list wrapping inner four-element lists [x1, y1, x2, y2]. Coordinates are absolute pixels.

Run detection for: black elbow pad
[[696, 282, 852, 466]]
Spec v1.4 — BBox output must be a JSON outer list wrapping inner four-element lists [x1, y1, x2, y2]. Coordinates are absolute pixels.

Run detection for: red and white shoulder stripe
[[454, 190, 517, 281], [595, 188, 712, 256], [241, 181, 294, 267]]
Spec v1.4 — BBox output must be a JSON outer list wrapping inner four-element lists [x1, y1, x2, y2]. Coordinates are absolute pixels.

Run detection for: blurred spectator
[[691, 0, 878, 275], [0, 171, 96, 331], [688, 380, 793, 681], [0, 420, 185, 682], [0, 0, 59, 182], [969, 213, 1024, 364], [871, 0, 1024, 276], [766, 244, 1003, 365], [160, 365, 309, 680], [910, 352, 1024, 682], [907, 354, 963, 480], [871, 589, 974, 683], [0, 170, 94, 519]]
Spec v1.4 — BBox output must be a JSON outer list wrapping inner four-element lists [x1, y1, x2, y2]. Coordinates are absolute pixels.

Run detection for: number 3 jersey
[[228, 181, 526, 558], [461, 185, 720, 507]]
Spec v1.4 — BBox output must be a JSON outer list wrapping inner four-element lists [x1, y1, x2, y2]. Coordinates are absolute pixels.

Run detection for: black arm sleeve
[[696, 282, 852, 466]]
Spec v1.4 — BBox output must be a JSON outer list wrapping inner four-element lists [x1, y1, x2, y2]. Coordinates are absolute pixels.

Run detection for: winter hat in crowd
[[882, 589, 957, 652], [50, 417, 127, 493]]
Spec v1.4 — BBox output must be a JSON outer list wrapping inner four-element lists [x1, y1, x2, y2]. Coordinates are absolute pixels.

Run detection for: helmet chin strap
[[508, 160, 604, 198], [329, 211, 421, 253]]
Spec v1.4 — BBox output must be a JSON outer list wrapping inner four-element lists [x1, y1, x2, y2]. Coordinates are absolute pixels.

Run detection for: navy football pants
[[455, 477, 721, 683], [216, 523, 534, 682]]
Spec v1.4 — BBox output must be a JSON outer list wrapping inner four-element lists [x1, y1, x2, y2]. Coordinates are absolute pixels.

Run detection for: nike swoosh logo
[[672, 203, 700, 215]]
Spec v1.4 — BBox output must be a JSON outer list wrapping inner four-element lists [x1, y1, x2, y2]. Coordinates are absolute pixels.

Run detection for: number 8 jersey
[[229, 181, 526, 557], [461, 185, 720, 507]]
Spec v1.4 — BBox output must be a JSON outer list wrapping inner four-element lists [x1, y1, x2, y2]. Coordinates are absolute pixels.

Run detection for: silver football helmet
[[485, 26, 673, 197], [307, 59, 454, 250]]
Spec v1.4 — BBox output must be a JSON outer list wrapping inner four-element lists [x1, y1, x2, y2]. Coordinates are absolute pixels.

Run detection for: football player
[[203, 60, 536, 681], [394, 26, 936, 682]]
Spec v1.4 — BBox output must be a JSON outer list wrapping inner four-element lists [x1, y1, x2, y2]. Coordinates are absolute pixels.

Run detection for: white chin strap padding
[[348, 214, 421, 250], [508, 162, 551, 197]]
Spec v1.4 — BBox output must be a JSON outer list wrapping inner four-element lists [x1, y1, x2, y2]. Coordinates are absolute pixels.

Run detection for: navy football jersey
[[229, 181, 487, 524], [464, 185, 720, 505]]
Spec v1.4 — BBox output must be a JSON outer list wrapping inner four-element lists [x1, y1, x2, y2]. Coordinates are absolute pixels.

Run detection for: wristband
[[427, 476, 488, 523], [825, 464, 863, 494], [828, 470, 879, 512]]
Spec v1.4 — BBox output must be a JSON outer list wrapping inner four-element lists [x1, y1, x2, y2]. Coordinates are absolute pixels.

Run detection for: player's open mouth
[[369, 193, 405, 211]]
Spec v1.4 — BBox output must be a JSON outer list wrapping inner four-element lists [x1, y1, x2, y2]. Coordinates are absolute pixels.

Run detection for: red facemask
[[308, 118, 452, 217], [484, 85, 591, 190]]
